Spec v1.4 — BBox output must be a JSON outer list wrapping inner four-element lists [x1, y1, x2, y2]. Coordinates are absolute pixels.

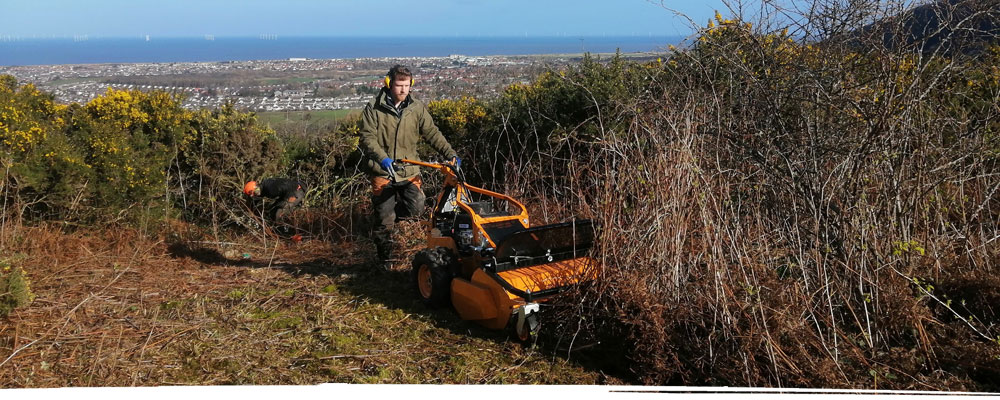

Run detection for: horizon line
[[0, 34, 685, 41]]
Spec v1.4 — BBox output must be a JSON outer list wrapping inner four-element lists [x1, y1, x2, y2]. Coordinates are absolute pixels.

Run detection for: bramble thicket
[[2, 0, 1000, 389]]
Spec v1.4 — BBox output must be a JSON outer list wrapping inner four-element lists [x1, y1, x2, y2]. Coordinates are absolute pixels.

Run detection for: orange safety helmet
[[243, 181, 258, 196]]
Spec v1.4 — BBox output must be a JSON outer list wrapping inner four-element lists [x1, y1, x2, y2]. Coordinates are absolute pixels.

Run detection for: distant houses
[[273, 89, 311, 98], [1, 53, 583, 112]]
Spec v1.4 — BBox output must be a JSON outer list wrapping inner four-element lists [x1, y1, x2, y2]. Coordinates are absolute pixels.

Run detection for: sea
[[0, 36, 682, 66]]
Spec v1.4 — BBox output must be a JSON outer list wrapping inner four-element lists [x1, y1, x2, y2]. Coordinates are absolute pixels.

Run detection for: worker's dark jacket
[[258, 178, 305, 221], [358, 88, 457, 180], [259, 178, 305, 201]]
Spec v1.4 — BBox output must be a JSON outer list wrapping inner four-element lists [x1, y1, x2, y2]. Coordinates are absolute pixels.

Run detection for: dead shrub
[[471, 0, 1000, 390]]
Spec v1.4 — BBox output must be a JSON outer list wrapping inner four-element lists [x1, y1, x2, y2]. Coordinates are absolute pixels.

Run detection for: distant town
[[0, 52, 659, 112]]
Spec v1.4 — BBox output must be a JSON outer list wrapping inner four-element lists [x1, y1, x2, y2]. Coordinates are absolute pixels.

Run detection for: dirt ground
[[0, 222, 620, 387]]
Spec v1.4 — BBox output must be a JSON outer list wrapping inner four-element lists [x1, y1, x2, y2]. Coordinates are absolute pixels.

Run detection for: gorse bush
[[0, 81, 295, 229], [427, 96, 487, 154], [0, 76, 83, 220], [74, 88, 190, 220], [2, 84, 195, 222], [174, 104, 284, 229], [0, 77, 372, 235]]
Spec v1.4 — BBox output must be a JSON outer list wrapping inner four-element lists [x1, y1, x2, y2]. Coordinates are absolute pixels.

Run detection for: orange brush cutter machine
[[397, 159, 598, 340]]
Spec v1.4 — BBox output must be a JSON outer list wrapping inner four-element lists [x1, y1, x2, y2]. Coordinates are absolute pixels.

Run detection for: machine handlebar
[[395, 159, 465, 183]]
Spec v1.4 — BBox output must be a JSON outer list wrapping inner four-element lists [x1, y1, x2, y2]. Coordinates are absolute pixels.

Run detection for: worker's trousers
[[371, 175, 424, 260]]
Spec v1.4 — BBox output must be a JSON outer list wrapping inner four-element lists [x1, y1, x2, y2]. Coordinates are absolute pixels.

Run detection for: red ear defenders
[[385, 75, 415, 87]]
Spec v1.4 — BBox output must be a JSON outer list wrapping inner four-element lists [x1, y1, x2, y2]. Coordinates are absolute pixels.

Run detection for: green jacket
[[358, 88, 456, 180]]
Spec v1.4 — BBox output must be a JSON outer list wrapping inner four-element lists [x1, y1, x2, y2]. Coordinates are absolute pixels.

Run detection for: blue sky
[[1, 0, 727, 38]]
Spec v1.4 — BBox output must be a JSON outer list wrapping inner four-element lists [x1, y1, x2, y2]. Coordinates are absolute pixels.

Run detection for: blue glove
[[451, 156, 462, 169], [380, 158, 395, 175]]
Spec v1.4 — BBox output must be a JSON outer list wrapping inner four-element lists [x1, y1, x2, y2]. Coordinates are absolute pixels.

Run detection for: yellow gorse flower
[[86, 88, 152, 130]]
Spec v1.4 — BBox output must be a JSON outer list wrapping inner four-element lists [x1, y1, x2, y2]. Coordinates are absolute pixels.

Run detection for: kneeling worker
[[243, 178, 306, 233]]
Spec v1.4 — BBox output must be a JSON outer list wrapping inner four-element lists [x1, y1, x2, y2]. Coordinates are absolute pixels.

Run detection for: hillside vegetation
[[3, 0, 1000, 389]]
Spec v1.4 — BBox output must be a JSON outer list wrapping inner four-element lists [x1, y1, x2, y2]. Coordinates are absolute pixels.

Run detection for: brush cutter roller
[[400, 159, 598, 341]]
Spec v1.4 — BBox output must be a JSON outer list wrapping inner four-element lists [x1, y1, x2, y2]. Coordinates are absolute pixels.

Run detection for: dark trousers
[[267, 188, 306, 225], [371, 176, 425, 259]]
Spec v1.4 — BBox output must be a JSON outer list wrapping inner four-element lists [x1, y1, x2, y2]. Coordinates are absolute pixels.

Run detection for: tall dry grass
[[478, 0, 1000, 389]]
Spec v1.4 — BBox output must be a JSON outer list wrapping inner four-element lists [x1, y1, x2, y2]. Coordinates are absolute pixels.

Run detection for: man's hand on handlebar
[[380, 158, 396, 179]]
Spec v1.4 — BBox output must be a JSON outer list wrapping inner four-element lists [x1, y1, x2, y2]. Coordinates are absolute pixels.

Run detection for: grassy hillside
[[0, 222, 614, 386]]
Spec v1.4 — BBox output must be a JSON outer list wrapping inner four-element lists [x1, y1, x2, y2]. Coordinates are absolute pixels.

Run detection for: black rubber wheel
[[411, 247, 456, 308]]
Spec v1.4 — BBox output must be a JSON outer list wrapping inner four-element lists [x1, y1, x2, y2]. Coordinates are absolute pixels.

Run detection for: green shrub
[[67, 88, 190, 222], [1, 76, 296, 229], [173, 104, 285, 229], [0, 77, 90, 220], [286, 113, 367, 209], [0, 260, 35, 318]]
